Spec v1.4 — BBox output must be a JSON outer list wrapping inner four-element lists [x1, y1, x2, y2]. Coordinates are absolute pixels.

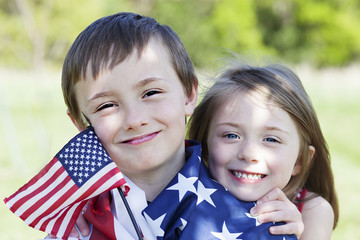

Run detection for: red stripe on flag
[[28, 178, 76, 228], [9, 162, 66, 215], [35, 166, 124, 238], [73, 167, 124, 202], [4, 157, 60, 204], [47, 201, 87, 239]]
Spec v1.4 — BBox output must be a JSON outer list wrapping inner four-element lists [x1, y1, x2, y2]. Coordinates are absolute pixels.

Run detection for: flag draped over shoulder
[[142, 140, 297, 240], [4, 127, 129, 240]]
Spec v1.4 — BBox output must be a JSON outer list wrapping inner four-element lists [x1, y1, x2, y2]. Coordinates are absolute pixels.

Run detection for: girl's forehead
[[214, 90, 294, 126]]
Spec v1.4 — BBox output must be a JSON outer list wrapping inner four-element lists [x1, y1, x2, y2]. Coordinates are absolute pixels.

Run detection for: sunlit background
[[1, 0, 359, 239]]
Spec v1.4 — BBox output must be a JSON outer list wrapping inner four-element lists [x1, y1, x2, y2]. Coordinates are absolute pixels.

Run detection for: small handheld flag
[[4, 127, 129, 239]]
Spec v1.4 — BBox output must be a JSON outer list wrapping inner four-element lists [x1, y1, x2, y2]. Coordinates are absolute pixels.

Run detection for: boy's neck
[[126, 151, 187, 202]]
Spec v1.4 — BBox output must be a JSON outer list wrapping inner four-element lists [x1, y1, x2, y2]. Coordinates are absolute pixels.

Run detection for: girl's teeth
[[233, 171, 263, 179]]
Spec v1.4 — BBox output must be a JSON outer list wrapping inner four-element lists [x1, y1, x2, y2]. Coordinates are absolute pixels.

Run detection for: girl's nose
[[237, 140, 260, 163]]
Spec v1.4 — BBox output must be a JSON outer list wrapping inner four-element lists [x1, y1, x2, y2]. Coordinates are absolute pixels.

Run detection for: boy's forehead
[[82, 36, 172, 82], [75, 37, 181, 101]]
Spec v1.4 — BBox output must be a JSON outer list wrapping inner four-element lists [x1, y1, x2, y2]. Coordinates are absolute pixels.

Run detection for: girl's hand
[[250, 188, 304, 239]]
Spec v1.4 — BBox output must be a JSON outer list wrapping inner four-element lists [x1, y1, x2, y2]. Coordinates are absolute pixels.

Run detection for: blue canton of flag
[[58, 128, 114, 187], [142, 140, 297, 240], [4, 127, 128, 240]]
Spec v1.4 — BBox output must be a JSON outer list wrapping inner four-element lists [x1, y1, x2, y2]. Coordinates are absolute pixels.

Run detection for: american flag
[[142, 140, 297, 240], [4, 127, 128, 239]]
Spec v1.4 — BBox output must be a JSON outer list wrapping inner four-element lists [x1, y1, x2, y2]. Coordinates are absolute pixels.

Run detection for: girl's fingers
[[270, 222, 304, 238], [257, 188, 288, 204], [252, 200, 293, 215]]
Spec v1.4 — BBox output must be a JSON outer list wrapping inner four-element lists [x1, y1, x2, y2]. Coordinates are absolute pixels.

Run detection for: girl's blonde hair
[[188, 62, 338, 228]]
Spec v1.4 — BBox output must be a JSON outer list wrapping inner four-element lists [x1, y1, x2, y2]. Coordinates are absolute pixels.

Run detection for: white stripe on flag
[[45, 201, 83, 237], [34, 163, 121, 230], [15, 167, 68, 218], [6, 160, 63, 208], [32, 178, 75, 228]]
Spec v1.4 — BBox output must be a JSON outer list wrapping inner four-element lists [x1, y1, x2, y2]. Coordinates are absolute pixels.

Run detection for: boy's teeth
[[233, 171, 263, 179]]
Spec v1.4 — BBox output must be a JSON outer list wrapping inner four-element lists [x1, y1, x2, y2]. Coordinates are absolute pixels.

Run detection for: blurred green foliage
[[0, 0, 359, 68]]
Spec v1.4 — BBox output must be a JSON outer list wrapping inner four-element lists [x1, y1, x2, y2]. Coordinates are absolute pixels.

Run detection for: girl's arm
[[300, 192, 334, 240], [250, 188, 304, 239]]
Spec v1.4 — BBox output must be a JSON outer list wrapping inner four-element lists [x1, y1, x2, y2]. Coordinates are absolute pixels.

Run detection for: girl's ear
[[67, 109, 87, 132], [184, 84, 198, 116], [308, 145, 315, 161], [292, 145, 315, 176]]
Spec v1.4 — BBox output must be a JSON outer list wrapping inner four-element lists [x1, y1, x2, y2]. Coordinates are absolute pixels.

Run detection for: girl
[[188, 62, 339, 239]]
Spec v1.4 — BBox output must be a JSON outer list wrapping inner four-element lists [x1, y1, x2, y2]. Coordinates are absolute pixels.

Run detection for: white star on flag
[[245, 212, 262, 226], [179, 218, 188, 231], [144, 212, 166, 237], [211, 221, 243, 240], [167, 173, 197, 201], [196, 180, 216, 207], [245, 203, 262, 226]]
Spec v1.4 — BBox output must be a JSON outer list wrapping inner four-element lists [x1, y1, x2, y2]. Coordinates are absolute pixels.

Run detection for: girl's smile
[[229, 170, 265, 183]]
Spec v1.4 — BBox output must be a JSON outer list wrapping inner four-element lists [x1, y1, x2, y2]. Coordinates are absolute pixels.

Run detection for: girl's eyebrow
[[215, 122, 240, 128], [265, 126, 290, 135], [216, 122, 290, 135]]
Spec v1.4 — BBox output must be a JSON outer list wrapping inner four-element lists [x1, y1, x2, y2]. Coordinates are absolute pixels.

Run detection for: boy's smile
[[207, 91, 302, 201], [73, 37, 197, 200]]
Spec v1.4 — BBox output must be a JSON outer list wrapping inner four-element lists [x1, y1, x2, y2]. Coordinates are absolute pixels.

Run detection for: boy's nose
[[123, 103, 148, 131]]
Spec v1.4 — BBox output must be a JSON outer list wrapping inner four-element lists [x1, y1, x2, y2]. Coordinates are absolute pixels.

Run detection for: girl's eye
[[97, 103, 117, 112], [264, 137, 280, 143], [225, 133, 240, 139]]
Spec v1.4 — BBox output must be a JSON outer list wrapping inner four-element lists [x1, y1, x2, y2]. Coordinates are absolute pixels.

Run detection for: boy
[[20, 12, 301, 239], [62, 12, 198, 239]]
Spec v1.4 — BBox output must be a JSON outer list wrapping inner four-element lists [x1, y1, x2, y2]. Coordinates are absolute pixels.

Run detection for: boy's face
[[72, 37, 197, 182], [207, 91, 302, 201]]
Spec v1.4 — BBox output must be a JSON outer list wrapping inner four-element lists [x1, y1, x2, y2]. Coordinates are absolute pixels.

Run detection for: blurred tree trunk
[[132, 0, 156, 15], [15, 0, 54, 71]]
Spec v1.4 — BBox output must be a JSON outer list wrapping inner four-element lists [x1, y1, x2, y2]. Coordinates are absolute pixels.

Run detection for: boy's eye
[[96, 103, 117, 112], [143, 89, 161, 98]]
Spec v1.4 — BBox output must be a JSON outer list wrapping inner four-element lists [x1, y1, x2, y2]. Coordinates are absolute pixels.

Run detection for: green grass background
[[0, 65, 359, 239]]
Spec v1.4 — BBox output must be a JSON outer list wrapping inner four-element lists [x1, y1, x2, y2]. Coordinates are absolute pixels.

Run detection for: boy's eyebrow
[[87, 77, 165, 103], [88, 91, 115, 102], [136, 77, 164, 88]]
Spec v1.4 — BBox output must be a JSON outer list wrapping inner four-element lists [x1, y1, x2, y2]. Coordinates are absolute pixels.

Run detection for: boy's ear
[[292, 145, 315, 176], [184, 84, 198, 116], [67, 109, 87, 132]]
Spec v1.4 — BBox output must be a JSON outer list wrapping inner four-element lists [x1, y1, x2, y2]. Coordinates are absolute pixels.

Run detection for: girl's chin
[[228, 188, 264, 202]]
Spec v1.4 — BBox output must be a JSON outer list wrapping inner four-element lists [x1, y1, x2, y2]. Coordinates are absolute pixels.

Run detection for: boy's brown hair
[[62, 12, 197, 128], [188, 62, 339, 228]]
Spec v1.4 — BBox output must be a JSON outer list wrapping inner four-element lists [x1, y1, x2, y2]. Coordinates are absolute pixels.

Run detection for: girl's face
[[207, 91, 302, 201]]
